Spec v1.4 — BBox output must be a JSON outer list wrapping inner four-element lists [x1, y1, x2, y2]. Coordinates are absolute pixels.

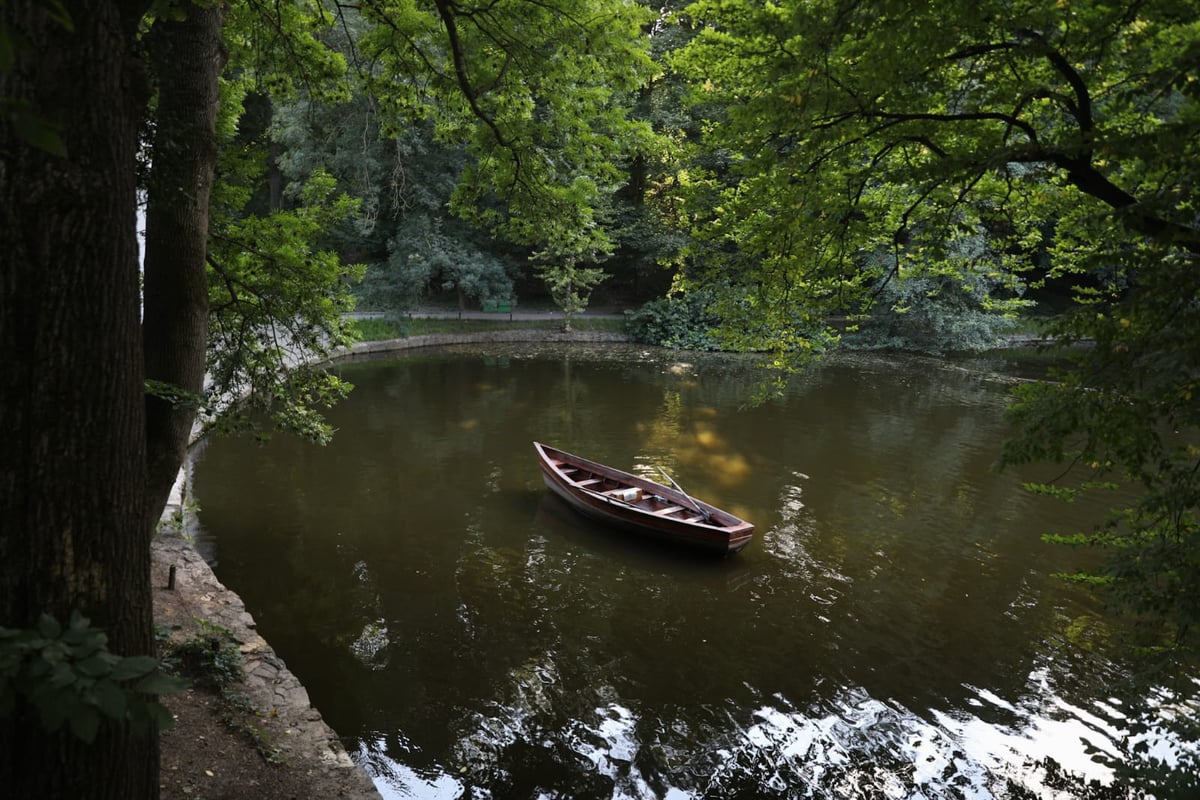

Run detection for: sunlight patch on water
[[361, 677, 1129, 799], [1139, 679, 1200, 768], [701, 682, 1126, 799], [450, 655, 562, 786]]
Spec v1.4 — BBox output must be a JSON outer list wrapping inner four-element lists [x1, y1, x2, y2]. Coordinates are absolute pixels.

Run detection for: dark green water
[[192, 344, 1146, 798]]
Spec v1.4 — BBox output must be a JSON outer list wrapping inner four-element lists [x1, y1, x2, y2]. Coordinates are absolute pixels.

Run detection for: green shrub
[[162, 619, 285, 763], [162, 619, 241, 691], [625, 291, 724, 350], [840, 270, 1023, 354]]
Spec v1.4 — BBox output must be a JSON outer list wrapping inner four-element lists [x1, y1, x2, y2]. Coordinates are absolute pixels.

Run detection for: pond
[[192, 343, 1146, 798]]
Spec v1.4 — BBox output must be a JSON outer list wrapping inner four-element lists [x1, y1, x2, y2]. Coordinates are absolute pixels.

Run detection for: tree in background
[[672, 0, 1199, 787], [350, 0, 658, 311], [272, 94, 517, 312], [534, 255, 610, 332], [142, 1, 227, 528], [839, 240, 1025, 355], [258, 0, 663, 315], [603, 0, 700, 301]]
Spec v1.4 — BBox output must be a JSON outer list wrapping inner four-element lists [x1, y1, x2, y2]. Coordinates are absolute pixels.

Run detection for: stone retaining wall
[[324, 328, 630, 362]]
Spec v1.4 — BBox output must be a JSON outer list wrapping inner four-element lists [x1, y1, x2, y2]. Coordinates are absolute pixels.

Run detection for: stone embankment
[[325, 328, 630, 363], [153, 328, 631, 798]]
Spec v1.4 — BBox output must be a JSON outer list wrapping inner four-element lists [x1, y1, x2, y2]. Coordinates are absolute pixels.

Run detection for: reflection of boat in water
[[534, 442, 754, 555], [533, 493, 760, 590]]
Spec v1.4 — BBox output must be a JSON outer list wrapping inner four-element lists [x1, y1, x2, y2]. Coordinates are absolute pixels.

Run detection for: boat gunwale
[[534, 442, 755, 554]]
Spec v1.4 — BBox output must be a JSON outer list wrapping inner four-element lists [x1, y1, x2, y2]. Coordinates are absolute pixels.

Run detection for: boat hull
[[534, 442, 754, 555]]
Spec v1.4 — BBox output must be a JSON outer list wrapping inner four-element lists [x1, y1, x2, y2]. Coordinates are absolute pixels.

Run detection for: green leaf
[[37, 614, 62, 640], [10, 108, 67, 158], [110, 655, 158, 682], [75, 652, 117, 678], [61, 632, 104, 656], [43, 0, 75, 32], [89, 679, 127, 720], [143, 700, 177, 732], [25, 658, 51, 679], [47, 661, 76, 689], [68, 706, 100, 743]]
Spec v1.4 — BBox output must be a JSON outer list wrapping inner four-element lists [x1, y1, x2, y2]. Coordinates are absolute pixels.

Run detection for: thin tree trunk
[[142, 1, 227, 527], [268, 105, 285, 211], [0, 1, 157, 797]]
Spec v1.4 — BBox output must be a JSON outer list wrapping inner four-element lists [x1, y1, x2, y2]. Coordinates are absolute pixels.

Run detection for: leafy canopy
[[671, 0, 1200, 783], [201, 2, 363, 442], [671, 0, 1199, 346], [354, 0, 660, 257]]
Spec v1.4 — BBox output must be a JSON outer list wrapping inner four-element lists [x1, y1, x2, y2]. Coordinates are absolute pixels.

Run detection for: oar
[[657, 466, 714, 523]]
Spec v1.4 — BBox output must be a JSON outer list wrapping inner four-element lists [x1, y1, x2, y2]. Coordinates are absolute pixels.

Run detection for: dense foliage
[[625, 290, 726, 351], [5, 0, 1200, 792], [667, 0, 1200, 785], [839, 267, 1021, 355], [202, 0, 667, 432]]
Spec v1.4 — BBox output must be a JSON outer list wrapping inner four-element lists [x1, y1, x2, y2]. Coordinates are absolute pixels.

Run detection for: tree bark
[[0, 1, 157, 797], [142, 1, 227, 528]]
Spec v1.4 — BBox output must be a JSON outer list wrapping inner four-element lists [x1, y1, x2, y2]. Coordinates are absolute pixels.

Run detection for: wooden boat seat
[[652, 505, 685, 516], [576, 478, 604, 487]]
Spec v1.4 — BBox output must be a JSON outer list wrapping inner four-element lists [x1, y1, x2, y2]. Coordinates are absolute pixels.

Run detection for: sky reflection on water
[[354, 663, 1128, 799]]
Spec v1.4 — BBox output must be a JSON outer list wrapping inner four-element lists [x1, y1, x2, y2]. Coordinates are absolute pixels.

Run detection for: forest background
[[1, 0, 1198, 797]]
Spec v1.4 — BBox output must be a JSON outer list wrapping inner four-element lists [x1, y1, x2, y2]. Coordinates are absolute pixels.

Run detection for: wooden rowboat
[[534, 442, 754, 555]]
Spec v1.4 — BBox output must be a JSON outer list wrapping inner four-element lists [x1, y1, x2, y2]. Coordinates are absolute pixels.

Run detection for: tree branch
[[431, 0, 515, 152]]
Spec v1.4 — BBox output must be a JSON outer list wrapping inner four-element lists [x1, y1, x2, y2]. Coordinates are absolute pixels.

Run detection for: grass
[[349, 315, 628, 342]]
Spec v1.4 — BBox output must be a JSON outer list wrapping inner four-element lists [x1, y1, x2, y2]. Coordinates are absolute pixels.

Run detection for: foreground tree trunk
[[143, 1, 226, 528], [0, 1, 157, 797]]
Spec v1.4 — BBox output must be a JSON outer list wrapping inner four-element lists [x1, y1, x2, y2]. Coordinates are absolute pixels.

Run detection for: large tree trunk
[[0, 1, 157, 797], [142, 1, 226, 527]]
